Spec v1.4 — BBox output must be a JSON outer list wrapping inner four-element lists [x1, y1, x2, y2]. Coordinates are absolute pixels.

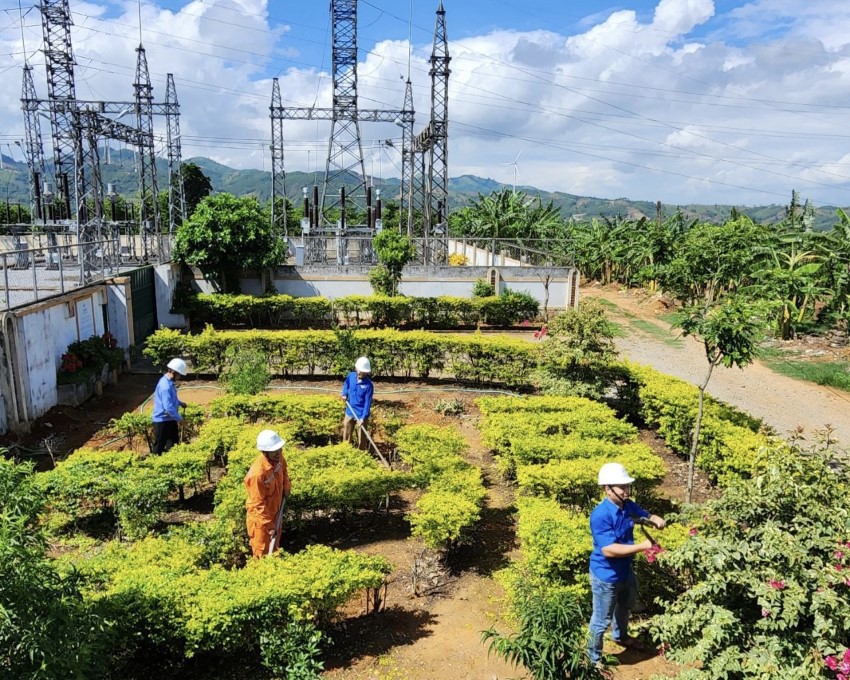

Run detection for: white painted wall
[[154, 263, 188, 329], [106, 279, 132, 359], [14, 289, 106, 421]]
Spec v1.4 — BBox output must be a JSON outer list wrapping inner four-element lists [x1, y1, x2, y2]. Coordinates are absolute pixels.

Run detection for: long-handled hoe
[[268, 495, 287, 556], [346, 401, 391, 469]]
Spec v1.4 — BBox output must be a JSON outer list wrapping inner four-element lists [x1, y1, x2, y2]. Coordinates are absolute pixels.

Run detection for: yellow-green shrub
[[515, 496, 591, 583], [516, 447, 665, 510], [208, 393, 340, 442]]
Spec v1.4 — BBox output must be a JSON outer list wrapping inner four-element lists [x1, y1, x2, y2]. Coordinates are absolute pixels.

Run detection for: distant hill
[[1, 151, 846, 231]]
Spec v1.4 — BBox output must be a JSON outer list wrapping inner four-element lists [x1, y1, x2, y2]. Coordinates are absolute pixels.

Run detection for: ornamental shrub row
[[208, 393, 341, 443], [394, 424, 487, 549], [68, 536, 390, 667], [144, 326, 537, 387], [477, 395, 639, 479], [180, 292, 539, 329], [624, 361, 774, 483]]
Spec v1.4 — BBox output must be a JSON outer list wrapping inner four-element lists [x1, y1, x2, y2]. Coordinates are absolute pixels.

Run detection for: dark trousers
[[152, 420, 180, 454]]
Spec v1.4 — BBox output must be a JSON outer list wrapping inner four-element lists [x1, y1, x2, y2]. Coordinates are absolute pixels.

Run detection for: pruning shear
[[631, 515, 659, 545]]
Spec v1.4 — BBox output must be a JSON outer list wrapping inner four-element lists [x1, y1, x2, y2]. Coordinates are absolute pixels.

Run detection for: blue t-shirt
[[589, 498, 649, 583], [342, 371, 373, 421]]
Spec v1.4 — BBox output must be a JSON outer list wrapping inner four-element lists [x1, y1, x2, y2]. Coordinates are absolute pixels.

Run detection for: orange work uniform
[[244, 452, 291, 558]]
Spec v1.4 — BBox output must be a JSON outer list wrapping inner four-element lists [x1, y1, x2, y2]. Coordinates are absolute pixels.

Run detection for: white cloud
[[2, 0, 850, 207]]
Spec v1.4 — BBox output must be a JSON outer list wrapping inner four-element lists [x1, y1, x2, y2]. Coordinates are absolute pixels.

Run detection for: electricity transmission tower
[[19, 0, 186, 268], [269, 0, 449, 264]]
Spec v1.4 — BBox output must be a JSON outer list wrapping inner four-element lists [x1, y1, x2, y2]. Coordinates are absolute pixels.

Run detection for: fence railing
[[0, 233, 173, 311], [290, 235, 574, 268]]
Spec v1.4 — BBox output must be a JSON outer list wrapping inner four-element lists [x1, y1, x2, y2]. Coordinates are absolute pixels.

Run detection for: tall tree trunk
[[687, 362, 715, 504]]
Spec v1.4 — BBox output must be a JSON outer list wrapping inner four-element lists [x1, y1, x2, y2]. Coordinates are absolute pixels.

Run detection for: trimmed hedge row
[[70, 537, 390, 660], [208, 393, 341, 443], [477, 396, 640, 480], [394, 424, 487, 550], [625, 361, 773, 484], [144, 326, 537, 387], [181, 292, 540, 329]]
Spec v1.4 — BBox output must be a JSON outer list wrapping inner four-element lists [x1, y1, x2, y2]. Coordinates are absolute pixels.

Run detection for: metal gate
[[128, 265, 158, 344]]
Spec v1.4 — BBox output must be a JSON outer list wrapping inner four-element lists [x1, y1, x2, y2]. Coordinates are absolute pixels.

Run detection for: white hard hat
[[167, 357, 187, 376], [256, 429, 285, 452], [598, 463, 635, 486], [355, 356, 371, 373]]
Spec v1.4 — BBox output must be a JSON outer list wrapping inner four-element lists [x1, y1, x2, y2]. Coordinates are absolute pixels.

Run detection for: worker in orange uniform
[[244, 429, 291, 558]]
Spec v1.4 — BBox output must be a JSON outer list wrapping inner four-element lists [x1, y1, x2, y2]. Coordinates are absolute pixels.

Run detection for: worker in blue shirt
[[341, 356, 374, 449], [587, 462, 665, 669], [151, 357, 188, 454]]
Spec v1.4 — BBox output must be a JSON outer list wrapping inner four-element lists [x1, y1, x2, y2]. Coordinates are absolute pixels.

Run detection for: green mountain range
[[2, 151, 847, 231]]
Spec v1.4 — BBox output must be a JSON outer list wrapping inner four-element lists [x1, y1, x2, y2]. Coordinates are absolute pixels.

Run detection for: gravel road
[[583, 286, 850, 451]]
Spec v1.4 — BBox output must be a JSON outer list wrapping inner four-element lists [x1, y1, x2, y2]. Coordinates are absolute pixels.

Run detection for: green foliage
[[651, 445, 850, 678], [395, 424, 486, 550], [372, 229, 416, 296], [472, 278, 495, 297], [173, 193, 281, 292], [180, 161, 213, 219], [208, 393, 340, 442], [220, 346, 271, 395], [482, 582, 602, 680], [0, 459, 105, 678], [143, 327, 537, 387], [433, 398, 465, 416], [107, 411, 153, 450], [260, 619, 326, 679], [451, 188, 566, 243], [114, 469, 171, 540]]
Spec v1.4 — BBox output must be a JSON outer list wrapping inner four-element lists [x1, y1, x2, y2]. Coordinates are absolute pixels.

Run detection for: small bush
[[472, 278, 495, 297], [221, 346, 271, 395], [433, 398, 465, 416]]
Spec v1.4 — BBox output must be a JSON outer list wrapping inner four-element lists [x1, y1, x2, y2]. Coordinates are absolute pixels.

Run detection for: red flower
[[688, 527, 698, 536], [768, 579, 786, 590]]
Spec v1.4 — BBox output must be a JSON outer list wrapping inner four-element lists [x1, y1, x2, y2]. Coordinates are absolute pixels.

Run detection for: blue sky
[[3, 0, 850, 207]]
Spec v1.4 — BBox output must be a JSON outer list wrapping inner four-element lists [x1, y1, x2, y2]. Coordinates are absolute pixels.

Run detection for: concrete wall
[[230, 264, 580, 310]]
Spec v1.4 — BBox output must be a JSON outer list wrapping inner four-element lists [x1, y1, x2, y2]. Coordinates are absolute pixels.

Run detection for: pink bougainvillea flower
[[761, 608, 771, 618], [836, 564, 845, 572], [689, 527, 698, 536], [836, 550, 845, 560], [768, 579, 786, 590], [826, 655, 838, 670]]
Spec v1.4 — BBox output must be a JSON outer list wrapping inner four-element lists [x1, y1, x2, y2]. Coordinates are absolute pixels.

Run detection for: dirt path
[[580, 285, 850, 451]]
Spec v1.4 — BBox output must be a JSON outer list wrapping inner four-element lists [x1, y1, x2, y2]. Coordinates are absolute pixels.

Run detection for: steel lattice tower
[[428, 1, 450, 234], [270, 78, 287, 236], [134, 44, 160, 258], [323, 0, 367, 223], [165, 73, 186, 233], [21, 64, 46, 221], [39, 0, 84, 220], [399, 78, 414, 234]]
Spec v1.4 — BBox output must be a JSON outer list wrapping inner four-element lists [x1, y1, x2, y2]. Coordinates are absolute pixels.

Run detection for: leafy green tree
[[534, 298, 619, 398], [370, 229, 416, 296], [675, 295, 768, 502], [652, 443, 850, 678], [662, 218, 771, 305], [751, 249, 826, 339], [450, 188, 565, 244], [173, 193, 281, 292], [181, 162, 213, 218]]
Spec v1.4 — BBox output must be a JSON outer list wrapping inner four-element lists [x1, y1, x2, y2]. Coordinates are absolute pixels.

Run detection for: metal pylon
[[400, 78, 414, 235], [165, 73, 186, 233], [21, 64, 46, 222], [270, 78, 287, 236], [323, 0, 367, 226], [134, 44, 160, 259]]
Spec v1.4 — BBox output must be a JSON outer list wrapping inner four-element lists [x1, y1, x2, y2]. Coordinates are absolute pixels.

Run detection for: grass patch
[[630, 319, 683, 347], [760, 355, 850, 393], [595, 297, 637, 319]]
